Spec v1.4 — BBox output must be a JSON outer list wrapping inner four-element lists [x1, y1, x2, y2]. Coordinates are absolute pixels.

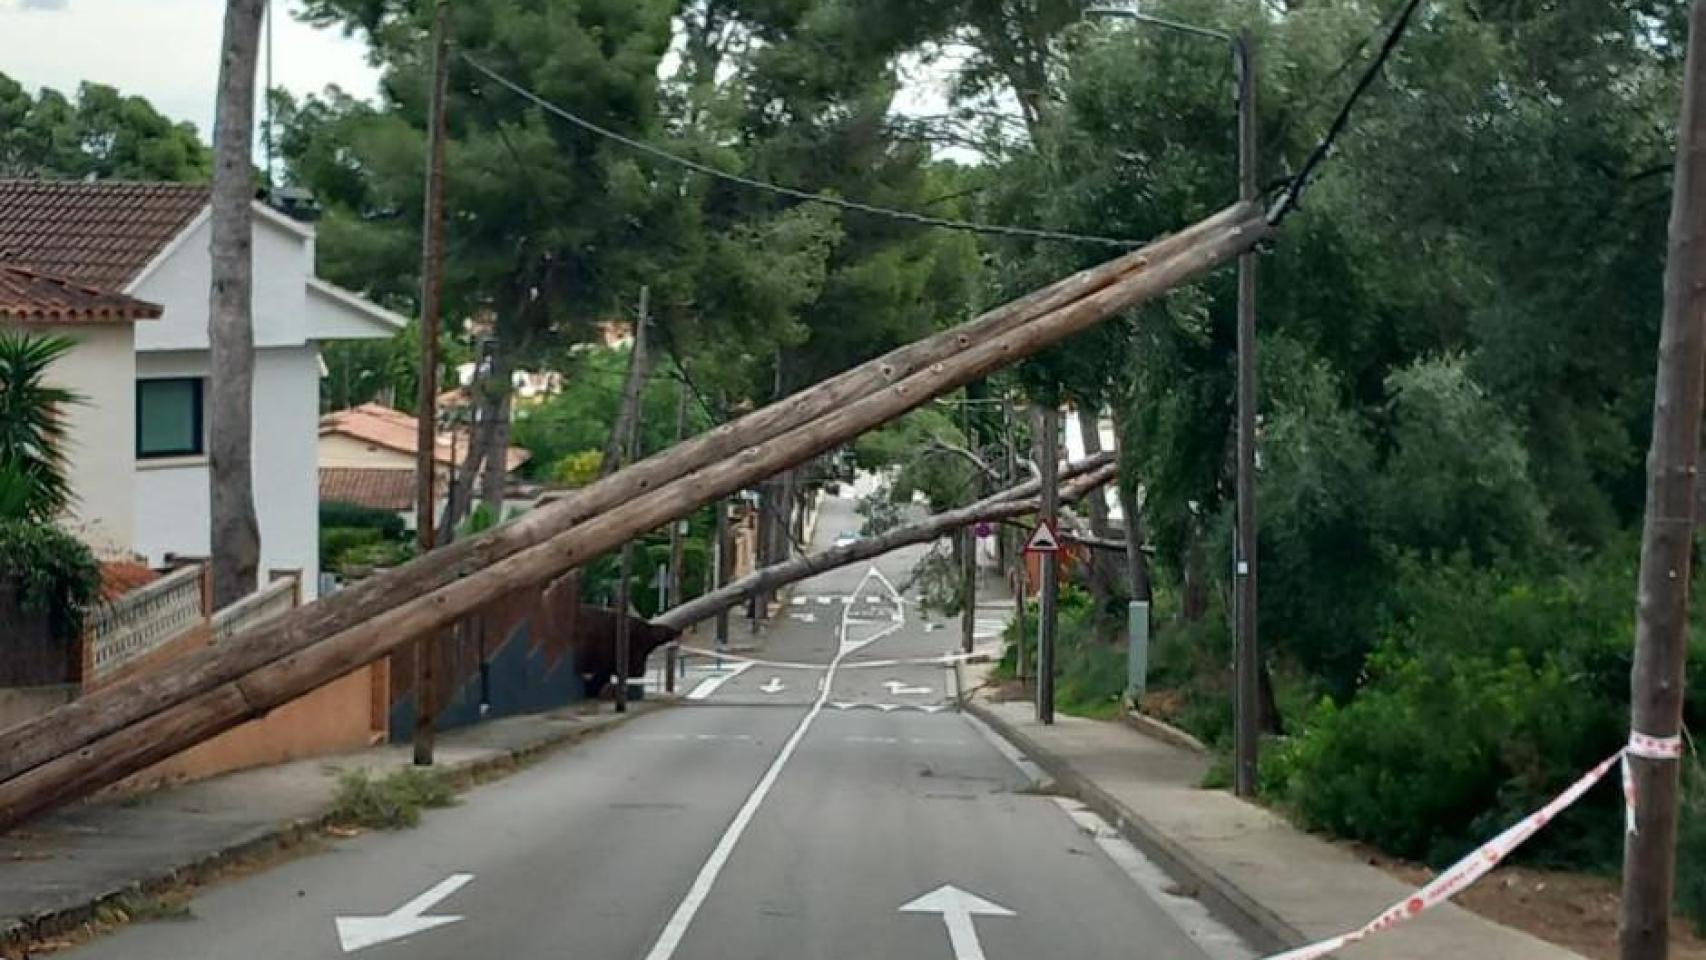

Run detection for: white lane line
[[642, 565, 903, 960], [962, 711, 1048, 787], [1052, 798, 1253, 960], [685, 661, 753, 701]]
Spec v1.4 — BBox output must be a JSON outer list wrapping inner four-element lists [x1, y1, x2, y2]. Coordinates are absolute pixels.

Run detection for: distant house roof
[[0, 180, 210, 290], [319, 402, 530, 473], [320, 467, 416, 512], [0, 264, 163, 323]]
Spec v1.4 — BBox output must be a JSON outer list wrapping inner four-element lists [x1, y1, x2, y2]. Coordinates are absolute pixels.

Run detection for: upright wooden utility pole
[[614, 287, 649, 714], [665, 379, 688, 693], [714, 500, 731, 650], [412, 0, 451, 767], [1232, 29, 1261, 799], [1036, 404, 1059, 725], [961, 394, 978, 655], [1006, 398, 1026, 684], [1619, 3, 1706, 956]]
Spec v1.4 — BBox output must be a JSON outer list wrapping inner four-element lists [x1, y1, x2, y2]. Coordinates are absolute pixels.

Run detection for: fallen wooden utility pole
[[0, 201, 1255, 789], [0, 205, 1266, 829], [654, 458, 1118, 633], [1619, 1, 1706, 955]]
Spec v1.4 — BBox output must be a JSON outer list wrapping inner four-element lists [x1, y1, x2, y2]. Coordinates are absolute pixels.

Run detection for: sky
[[0, 0, 964, 147], [0, 0, 381, 141]]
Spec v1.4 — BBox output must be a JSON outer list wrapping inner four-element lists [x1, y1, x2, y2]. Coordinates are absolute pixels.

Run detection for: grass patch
[[329, 766, 456, 830], [94, 892, 193, 926]]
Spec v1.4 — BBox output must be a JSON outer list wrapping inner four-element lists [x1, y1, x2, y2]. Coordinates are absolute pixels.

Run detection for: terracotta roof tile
[[319, 402, 530, 472], [320, 468, 417, 512], [0, 264, 163, 324], [0, 180, 210, 290], [99, 561, 161, 601]]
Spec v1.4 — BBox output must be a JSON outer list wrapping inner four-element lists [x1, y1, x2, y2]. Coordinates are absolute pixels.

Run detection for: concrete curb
[[1121, 709, 1209, 755], [0, 702, 664, 955], [960, 695, 1303, 956]]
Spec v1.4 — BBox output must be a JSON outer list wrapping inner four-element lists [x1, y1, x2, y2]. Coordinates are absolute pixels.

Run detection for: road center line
[[641, 566, 901, 960]]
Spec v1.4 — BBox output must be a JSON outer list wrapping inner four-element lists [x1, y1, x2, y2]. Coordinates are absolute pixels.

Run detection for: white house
[[0, 180, 406, 598]]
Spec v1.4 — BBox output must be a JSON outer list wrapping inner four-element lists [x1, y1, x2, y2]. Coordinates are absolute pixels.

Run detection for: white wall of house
[[130, 210, 313, 352], [1063, 408, 1124, 524], [5, 321, 140, 557], [134, 347, 322, 598], [318, 433, 419, 470]]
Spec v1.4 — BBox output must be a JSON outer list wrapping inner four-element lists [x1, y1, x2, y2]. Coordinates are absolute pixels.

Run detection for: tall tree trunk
[[1075, 404, 1121, 637], [440, 367, 492, 536], [1181, 517, 1208, 623], [207, 0, 266, 608], [602, 298, 654, 480], [1108, 406, 1153, 608], [479, 346, 514, 519]]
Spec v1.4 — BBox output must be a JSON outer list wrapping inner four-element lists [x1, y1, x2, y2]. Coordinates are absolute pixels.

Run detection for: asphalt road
[[62, 493, 1248, 960]]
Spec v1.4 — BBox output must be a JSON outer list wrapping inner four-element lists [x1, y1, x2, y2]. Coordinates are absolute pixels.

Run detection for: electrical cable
[[1267, 0, 1428, 225], [462, 54, 1146, 250]]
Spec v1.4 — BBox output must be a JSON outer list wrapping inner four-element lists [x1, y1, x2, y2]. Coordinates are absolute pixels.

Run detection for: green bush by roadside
[[329, 767, 456, 830], [319, 501, 406, 540]]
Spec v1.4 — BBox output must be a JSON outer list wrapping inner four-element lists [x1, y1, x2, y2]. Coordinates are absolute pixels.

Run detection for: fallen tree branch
[[654, 460, 1120, 632]]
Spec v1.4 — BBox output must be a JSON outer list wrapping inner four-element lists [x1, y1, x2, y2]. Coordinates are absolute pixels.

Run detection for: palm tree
[[0, 331, 78, 522]]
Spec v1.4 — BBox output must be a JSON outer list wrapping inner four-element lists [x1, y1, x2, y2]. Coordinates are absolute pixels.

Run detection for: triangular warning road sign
[[1024, 521, 1060, 554]]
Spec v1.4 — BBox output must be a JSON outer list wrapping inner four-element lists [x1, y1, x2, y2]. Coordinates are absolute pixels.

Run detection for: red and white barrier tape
[[1621, 730, 1685, 835], [1262, 730, 1683, 960]]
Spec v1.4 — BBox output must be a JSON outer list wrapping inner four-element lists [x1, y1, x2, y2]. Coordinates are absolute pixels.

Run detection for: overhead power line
[[1267, 0, 1428, 224], [461, 54, 1145, 250]]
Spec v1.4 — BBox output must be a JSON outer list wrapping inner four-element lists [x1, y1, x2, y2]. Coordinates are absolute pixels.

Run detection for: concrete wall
[[2, 320, 139, 557], [387, 574, 586, 741], [134, 347, 322, 598], [124, 666, 379, 790]]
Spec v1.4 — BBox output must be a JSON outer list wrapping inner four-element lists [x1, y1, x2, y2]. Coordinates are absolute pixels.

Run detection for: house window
[[136, 378, 204, 459]]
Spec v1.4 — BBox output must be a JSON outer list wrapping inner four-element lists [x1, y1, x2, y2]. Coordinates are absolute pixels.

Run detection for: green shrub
[[549, 450, 603, 488], [321, 526, 382, 569], [1144, 600, 1235, 748], [1679, 761, 1706, 934], [319, 501, 406, 539], [1261, 551, 1672, 869], [337, 540, 413, 573], [330, 767, 456, 830], [0, 519, 100, 642]]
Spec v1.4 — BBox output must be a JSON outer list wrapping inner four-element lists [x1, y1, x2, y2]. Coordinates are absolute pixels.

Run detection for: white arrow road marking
[[883, 679, 933, 696], [760, 677, 786, 694], [335, 873, 472, 953], [789, 612, 818, 623], [899, 884, 1015, 960], [686, 661, 752, 700]]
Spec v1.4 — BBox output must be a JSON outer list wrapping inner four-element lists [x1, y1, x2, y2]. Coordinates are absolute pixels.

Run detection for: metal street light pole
[[1087, 7, 1261, 797]]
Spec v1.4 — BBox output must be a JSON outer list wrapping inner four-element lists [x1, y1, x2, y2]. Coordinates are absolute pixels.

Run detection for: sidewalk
[[959, 664, 1589, 960], [0, 700, 665, 951]]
